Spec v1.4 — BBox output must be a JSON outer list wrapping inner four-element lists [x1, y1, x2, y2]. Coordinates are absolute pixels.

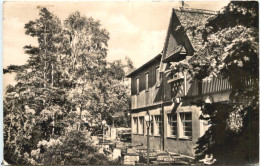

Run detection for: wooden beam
[[167, 77, 184, 83]]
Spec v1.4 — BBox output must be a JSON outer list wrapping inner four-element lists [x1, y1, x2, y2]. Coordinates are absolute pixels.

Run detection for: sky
[[3, 1, 229, 88]]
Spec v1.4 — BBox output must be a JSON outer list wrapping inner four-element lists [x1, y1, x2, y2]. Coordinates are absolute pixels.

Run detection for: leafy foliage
[[196, 100, 259, 164], [3, 65, 24, 74], [27, 131, 109, 165]]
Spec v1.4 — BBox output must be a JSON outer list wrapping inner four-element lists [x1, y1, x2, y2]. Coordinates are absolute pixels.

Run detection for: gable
[[162, 10, 192, 64], [167, 12, 194, 57], [161, 8, 216, 64]]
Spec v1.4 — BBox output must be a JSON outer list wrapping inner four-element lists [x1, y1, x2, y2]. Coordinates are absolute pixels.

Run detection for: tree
[[4, 85, 41, 164], [95, 59, 132, 126], [4, 8, 66, 163], [62, 11, 133, 126], [23, 7, 66, 137], [169, 2, 258, 164], [61, 11, 110, 128], [4, 7, 134, 164]]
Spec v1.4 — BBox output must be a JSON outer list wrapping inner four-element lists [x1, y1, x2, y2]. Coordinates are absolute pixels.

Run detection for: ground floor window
[[133, 117, 138, 134], [139, 117, 144, 135], [146, 116, 153, 136], [179, 112, 192, 138], [133, 111, 192, 139], [154, 115, 162, 136], [167, 113, 177, 137], [150, 116, 154, 135]]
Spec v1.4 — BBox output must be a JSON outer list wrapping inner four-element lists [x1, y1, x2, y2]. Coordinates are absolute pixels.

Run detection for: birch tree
[[61, 11, 110, 128]]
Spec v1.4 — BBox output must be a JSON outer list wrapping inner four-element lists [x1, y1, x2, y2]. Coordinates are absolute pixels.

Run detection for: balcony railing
[[169, 75, 257, 98]]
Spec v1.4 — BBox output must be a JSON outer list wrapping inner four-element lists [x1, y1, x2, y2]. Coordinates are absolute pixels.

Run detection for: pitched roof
[[159, 8, 217, 71], [174, 8, 217, 52], [127, 8, 218, 77], [126, 53, 162, 78]]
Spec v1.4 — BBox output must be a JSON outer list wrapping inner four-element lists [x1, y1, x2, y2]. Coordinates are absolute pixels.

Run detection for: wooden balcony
[[169, 76, 257, 99]]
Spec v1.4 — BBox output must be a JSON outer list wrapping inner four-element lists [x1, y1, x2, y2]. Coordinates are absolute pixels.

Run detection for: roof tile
[[174, 8, 216, 52]]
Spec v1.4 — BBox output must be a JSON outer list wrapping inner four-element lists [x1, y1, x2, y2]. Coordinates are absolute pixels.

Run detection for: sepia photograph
[[2, 1, 259, 165]]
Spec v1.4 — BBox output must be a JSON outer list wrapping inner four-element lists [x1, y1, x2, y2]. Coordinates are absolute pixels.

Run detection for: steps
[[95, 135, 195, 165]]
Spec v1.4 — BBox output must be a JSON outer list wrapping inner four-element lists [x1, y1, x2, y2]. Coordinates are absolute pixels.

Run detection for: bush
[[27, 130, 110, 165]]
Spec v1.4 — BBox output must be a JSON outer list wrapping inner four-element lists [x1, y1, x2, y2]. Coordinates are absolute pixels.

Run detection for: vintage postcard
[[3, 1, 259, 165]]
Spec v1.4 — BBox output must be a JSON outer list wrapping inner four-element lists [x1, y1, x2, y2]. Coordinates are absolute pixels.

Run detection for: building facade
[[126, 8, 232, 157]]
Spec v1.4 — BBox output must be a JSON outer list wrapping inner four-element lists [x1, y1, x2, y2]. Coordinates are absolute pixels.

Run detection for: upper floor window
[[145, 72, 149, 91], [136, 77, 139, 94], [155, 66, 160, 86]]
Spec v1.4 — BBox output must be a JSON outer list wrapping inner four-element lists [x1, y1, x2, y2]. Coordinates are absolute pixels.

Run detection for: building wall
[[130, 67, 232, 156], [131, 102, 209, 156], [163, 104, 204, 156], [131, 60, 170, 110], [164, 139, 195, 156], [130, 88, 231, 156], [132, 135, 163, 151], [131, 106, 163, 150]]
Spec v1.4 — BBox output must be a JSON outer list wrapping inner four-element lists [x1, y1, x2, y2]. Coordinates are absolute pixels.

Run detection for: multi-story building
[[126, 8, 233, 157]]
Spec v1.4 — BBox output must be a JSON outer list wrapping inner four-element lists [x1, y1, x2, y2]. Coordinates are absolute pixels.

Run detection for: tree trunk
[[44, 25, 47, 88], [78, 104, 82, 131], [52, 112, 55, 136], [8, 101, 16, 143], [51, 63, 54, 87]]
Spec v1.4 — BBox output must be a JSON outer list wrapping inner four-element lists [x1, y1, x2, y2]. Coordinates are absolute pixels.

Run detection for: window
[[133, 117, 138, 134], [167, 114, 177, 137], [155, 115, 162, 136], [145, 72, 149, 91], [136, 78, 139, 94], [180, 112, 192, 138], [150, 116, 154, 135], [139, 117, 144, 135], [155, 67, 160, 83], [146, 116, 154, 136]]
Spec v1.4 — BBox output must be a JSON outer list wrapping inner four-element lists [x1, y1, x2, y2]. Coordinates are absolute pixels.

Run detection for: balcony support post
[[184, 73, 187, 96]]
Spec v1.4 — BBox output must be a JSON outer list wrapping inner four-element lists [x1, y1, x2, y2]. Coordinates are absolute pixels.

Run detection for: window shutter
[[140, 73, 145, 92], [149, 68, 153, 88], [131, 78, 136, 95]]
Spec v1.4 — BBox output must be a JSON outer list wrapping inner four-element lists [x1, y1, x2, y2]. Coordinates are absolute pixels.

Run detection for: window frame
[[154, 115, 162, 136], [133, 117, 138, 134], [136, 77, 140, 95], [145, 72, 149, 92], [179, 112, 192, 139], [167, 113, 178, 138], [138, 117, 144, 135], [155, 66, 160, 87], [145, 115, 154, 136]]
